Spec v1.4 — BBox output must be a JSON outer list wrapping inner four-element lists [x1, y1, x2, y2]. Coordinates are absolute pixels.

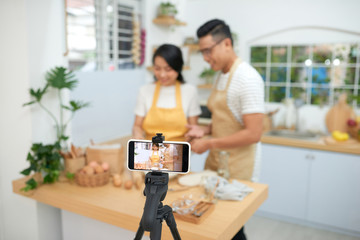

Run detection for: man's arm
[[191, 113, 263, 153]]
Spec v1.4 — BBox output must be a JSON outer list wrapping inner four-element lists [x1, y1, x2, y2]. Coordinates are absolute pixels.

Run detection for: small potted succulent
[[157, 2, 178, 18], [199, 68, 217, 84]]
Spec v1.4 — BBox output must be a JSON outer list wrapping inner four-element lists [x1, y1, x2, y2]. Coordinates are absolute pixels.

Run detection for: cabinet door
[[259, 144, 310, 220], [307, 150, 360, 232]]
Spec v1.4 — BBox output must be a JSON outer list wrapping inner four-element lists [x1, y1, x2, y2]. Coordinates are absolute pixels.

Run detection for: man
[[186, 19, 265, 240]]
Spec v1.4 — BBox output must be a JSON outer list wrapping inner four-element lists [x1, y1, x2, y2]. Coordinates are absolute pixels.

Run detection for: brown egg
[[113, 177, 122, 187], [113, 174, 121, 180], [124, 180, 133, 190], [83, 165, 94, 175], [88, 161, 99, 168], [94, 165, 104, 174], [101, 162, 109, 171]]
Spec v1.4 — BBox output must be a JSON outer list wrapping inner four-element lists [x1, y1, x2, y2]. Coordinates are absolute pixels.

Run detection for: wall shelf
[[152, 16, 186, 26], [197, 84, 213, 89], [184, 43, 199, 53], [146, 65, 190, 72]]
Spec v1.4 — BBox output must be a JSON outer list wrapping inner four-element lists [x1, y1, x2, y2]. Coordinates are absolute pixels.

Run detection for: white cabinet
[[259, 145, 310, 220], [259, 144, 360, 234], [307, 150, 360, 232]]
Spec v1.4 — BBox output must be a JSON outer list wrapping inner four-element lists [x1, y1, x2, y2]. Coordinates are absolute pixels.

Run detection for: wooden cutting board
[[173, 201, 215, 224], [323, 136, 360, 148], [325, 93, 356, 133]]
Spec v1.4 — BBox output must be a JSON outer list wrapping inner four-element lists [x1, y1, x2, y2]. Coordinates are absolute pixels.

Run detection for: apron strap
[[225, 58, 242, 90], [151, 81, 161, 108], [212, 58, 242, 91], [175, 81, 182, 109], [151, 81, 183, 109]]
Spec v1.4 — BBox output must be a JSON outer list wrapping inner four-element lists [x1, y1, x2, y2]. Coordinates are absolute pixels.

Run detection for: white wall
[[0, 0, 66, 239], [71, 70, 145, 145], [0, 1, 35, 239]]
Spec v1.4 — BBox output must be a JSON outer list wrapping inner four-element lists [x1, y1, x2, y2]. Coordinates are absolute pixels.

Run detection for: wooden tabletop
[[13, 176, 268, 240]]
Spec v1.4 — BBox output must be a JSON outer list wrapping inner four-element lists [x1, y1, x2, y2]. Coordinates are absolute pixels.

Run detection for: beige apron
[[205, 58, 256, 180]]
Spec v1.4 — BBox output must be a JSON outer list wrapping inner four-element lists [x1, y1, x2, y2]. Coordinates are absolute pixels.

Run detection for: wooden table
[[13, 176, 268, 240]]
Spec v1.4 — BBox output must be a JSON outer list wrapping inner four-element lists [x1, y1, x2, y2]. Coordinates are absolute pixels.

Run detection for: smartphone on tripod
[[127, 139, 190, 173]]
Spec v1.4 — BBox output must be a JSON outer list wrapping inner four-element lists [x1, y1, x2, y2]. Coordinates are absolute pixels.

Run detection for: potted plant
[[157, 2, 178, 18], [20, 66, 90, 191], [199, 68, 217, 84]]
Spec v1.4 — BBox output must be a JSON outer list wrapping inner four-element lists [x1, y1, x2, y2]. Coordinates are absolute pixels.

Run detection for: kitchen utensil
[[263, 108, 279, 133], [325, 93, 356, 133], [192, 202, 212, 217], [173, 200, 215, 224]]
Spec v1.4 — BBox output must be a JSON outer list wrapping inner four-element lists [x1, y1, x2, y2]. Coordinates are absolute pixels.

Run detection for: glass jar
[[217, 151, 230, 179]]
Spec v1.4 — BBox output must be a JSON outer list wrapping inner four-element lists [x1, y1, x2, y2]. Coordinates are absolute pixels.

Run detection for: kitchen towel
[[203, 176, 254, 201]]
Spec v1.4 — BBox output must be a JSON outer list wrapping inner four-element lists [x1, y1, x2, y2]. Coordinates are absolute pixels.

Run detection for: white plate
[[178, 170, 217, 187]]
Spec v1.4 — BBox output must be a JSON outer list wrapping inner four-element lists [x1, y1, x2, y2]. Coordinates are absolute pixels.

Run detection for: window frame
[[250, 43, 360, 108]]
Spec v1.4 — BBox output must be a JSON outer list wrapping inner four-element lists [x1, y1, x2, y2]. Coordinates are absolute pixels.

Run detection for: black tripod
[[134, 134, 181, 240]]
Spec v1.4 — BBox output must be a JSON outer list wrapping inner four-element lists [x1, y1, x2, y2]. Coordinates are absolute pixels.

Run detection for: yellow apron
[[142, 81, 188, 141], [205, 58, 256, 180], [150, 150, 160, 167]]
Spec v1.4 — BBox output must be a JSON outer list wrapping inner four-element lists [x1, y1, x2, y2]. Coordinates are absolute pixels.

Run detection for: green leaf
[[66, 172, 75, 180], [26, 152, 34, 161], [21, 185, 32, 192], [199, 68, 217, 78], [23, 100, 36, 107], [62, 100, 90, 112], [21, 178, 38, 191], [46, 66, 78, 90], [59, 135, 69, 141], [27, 86, 48, 102], [20, 168, 32, 176], [43, 174, 53, 183]]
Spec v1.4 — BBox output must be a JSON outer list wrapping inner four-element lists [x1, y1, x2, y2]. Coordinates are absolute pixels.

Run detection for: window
[[250, 43, 360, 107], [66, 0, 96, 71], [66, 0, 143, 71]]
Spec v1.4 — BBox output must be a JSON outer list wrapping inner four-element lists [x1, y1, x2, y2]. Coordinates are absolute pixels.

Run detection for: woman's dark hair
[[152, 44, 185, 83], [197, 19, 233, 46]]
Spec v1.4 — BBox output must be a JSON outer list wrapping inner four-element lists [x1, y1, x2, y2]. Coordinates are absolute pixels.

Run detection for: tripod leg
[[163, 205, 181, 240], [149, 218, 162, 240], [134, 223, 144, 240]]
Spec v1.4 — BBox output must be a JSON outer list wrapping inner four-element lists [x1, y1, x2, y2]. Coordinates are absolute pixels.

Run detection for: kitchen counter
[[261, 135, 360, 155], [13, 176, 268, 240]]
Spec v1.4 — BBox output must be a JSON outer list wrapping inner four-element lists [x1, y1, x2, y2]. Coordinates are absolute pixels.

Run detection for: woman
[[149, 143, 161, 169], [132, 44, 201, 141]]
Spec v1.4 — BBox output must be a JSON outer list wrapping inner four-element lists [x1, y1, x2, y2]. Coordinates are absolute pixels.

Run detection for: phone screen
[[128, 140, 190, 173]]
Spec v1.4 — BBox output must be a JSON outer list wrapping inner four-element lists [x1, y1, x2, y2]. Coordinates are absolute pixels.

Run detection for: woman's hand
[[132, 116, 145, 139], [185, 124, 206, 141], [133, 132, 145, 139], [190, 138, 212, 154]]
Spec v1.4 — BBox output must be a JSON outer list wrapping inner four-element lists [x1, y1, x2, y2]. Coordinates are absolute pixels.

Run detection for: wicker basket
[[349, 126, 360, 141], [64, 156, 86, 174], [75, 170, 110, 187]]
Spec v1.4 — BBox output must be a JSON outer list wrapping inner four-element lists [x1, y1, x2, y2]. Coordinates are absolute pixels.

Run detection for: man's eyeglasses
[[198, 39, 225, 56]]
